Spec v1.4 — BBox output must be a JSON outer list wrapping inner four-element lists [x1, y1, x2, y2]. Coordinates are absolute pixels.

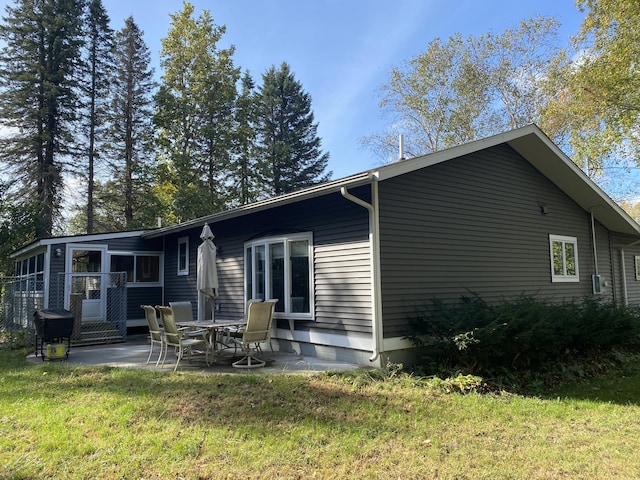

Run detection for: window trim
[[244, 232, 314, 320], [635, 256, 640, 281], [177, 237, 189, 276], [549, 234, 579, 283]]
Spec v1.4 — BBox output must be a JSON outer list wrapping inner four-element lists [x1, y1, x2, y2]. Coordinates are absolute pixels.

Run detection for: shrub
[[406, 294, 640, 381]]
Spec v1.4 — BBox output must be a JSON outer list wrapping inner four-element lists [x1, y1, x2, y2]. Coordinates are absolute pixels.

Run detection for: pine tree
[[105, 17, 156, 230], [0, 0, 85, 239], [257, 62, 331, 195], [81, 0, 113, 233], [228, 71, 263, 206]]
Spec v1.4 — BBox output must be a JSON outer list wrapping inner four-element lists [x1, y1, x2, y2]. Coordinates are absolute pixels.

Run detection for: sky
[[1, 0, 586, 181], [98, 0, 586, 180]]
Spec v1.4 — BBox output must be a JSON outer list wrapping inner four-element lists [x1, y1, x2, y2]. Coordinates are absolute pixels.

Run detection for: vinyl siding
[[594, 221, 614, 302], [378, 144, 605, 337], [162, 189, 373, 335], [45, 235, 163, 319], [611, 233, 640, 305]]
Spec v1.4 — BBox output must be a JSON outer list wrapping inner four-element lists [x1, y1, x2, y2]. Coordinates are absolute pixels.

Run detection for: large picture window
[[245, 233, 313, 318], [549, 234, 579, 282]]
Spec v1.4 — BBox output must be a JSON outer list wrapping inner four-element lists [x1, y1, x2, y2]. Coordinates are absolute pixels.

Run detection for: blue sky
[[1, 0, 585, 180], [97, 0, 585, 180]]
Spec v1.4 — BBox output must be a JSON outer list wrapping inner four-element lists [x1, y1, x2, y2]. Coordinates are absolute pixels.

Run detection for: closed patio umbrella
[[197, 223, 219, 320]]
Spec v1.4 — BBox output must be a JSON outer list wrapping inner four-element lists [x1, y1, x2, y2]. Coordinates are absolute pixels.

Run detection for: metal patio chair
[[140, 305, 164, 366], [156, 305, 208, 371], [230, 299, 278, 369]]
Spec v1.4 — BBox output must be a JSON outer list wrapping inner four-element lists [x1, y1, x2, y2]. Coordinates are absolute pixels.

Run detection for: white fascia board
[[11, 230, 149, 259], [376, 124, 640, 237], [375, 126, 540, 182], [145, 172, 374, 239]]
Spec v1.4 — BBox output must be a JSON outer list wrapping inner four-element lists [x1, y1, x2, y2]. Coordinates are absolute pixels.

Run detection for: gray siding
[[162, 189, 373, 335], [378, 144, 606, 337], [45, 234, 163, 320], [594, 220, 614, 302], [611, 233, 640, 305]]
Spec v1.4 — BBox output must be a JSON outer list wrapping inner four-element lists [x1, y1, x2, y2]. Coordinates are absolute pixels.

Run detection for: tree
[[227, 71, 264, 206], [154, 2, 240, 222], [365, 17, 561, 160], [0, 0, 85, 239], [80, 0, 113, 233], [542, 0, 640, 171], [257, 62, 331, 195], [105, 17, 157, 230], [0, 181, 37, 275]]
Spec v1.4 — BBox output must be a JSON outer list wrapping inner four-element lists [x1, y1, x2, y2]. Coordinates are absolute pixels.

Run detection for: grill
[[34, 309, 74, 360]]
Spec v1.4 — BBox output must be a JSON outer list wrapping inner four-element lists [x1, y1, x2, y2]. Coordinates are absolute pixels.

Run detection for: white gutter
[[340, 175, 383, 363], [620, 239, 640, 306]]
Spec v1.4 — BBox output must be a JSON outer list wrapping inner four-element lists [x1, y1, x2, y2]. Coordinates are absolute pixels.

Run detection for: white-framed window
[[14, 252, 44, 279], [14, 252, 45, 291], [177, 237, 189, 276], [244, 232, 313, 319], [549, 234, 579, 282], [110, 253, 162, 285], [635, 256, 640, 281]]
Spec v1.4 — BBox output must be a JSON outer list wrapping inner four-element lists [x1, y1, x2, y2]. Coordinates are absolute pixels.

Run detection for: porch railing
[[49, 272, 128, 345]]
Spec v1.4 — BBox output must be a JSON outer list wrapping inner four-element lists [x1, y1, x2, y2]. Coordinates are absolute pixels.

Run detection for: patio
[[26, 334, 364, 374]]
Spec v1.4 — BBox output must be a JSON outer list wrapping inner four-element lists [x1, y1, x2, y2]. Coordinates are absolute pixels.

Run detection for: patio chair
[[169, 301, 195, 322], [156, 305, 208, 371], [169, 300, 213, 346], [140, 305, 164, 366], [230, 299, 278, 369]]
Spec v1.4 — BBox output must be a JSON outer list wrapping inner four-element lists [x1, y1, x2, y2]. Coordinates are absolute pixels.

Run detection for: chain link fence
[[1, 272, 127, 347], [50, 272, 127, 345], [0, 275, 44, 346]]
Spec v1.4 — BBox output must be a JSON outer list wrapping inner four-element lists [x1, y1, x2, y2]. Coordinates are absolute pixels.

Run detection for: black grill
[[34, 309, 74, 359]]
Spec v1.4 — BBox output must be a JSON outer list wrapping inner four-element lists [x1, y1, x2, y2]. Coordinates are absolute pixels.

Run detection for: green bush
[[407, 295, 640, 379]]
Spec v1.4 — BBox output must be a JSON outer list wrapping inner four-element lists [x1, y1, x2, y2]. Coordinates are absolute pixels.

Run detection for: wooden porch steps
[[71, 320, 125, 346]]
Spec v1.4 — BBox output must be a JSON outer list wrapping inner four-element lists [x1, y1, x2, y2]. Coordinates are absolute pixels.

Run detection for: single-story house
[[10, 125, 640, 366]]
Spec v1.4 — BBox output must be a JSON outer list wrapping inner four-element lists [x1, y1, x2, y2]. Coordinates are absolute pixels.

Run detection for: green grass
[[2, 349, 640, 479]]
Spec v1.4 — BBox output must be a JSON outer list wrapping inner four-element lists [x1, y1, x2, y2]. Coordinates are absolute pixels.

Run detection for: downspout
[[340, 175, 383, 362], [590, 211, 599, 276], [620, 239, 640, 306]]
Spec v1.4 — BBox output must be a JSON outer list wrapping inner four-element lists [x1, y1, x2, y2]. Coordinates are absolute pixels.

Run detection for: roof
[[11, 230, 151, 259], [145, 124, 640, 239], [144, 171, 375, 238]]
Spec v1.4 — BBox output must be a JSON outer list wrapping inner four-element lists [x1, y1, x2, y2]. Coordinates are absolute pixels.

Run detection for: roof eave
[[377, 124, 640, 237], [143, 172, 375, 239]]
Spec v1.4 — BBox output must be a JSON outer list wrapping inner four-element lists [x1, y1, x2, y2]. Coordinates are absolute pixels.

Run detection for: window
[[110, 254, 161, 284], [14, 252, 44, 280], [635, 256, 640, 281], [14, 252, 45, 292], [549, 234, 579, 282], [177, 237, 189, 275], [245, 233, 313, 318]]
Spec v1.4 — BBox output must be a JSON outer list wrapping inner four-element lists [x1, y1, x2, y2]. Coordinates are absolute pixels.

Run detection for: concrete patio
[[27, 334, 364, 374]]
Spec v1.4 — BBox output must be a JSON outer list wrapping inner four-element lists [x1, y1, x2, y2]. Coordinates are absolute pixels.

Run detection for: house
[[9, 230, 164, 344], [10, 125, 640, 366]]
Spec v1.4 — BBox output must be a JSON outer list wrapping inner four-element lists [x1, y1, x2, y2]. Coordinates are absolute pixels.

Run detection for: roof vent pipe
[[398, 134, 405, 161]]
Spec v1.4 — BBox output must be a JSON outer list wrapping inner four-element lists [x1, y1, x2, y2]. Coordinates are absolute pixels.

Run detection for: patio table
[[176, 320, 245, 361]]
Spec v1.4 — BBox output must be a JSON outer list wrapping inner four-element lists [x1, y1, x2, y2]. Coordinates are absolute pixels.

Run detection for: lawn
[[1, 348, 640, 479]]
